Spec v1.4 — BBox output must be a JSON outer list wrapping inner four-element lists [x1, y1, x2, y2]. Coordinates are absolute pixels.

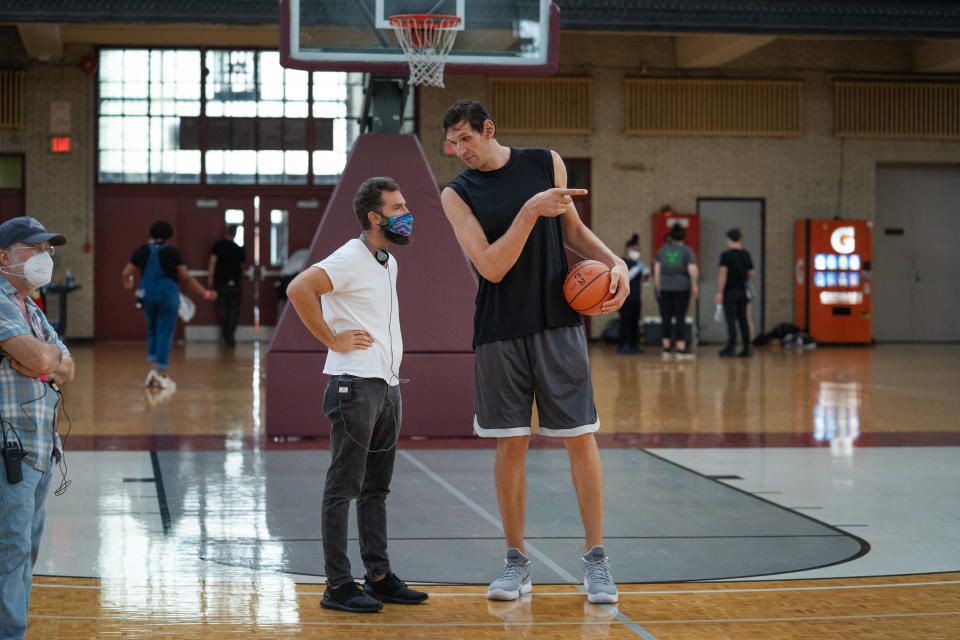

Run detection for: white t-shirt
[[313, 238, 402, 385]]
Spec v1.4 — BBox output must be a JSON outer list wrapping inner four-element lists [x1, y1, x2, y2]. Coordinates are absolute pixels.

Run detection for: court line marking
[[398, 450, 658, 640], [33, 577, 960, 595], [26, 611, 960, 626]]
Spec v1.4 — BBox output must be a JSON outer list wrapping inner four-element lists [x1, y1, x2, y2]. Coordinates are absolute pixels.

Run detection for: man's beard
[[383, 228, 412, 246]]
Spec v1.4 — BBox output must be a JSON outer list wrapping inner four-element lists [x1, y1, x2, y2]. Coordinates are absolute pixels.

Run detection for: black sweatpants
[[659, 290, 690, 348], [618, 299, 641, 348], [723, 288, 750, 348]]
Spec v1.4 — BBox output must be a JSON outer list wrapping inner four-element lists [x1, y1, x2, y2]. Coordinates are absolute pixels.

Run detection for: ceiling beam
[[17, 23, 64, 61], [675, 33, 777, 68], [915, 39, 960, 72], [59, 23, 279, 48]]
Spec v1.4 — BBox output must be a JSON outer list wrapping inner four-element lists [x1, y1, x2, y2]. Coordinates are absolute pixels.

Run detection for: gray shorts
[[474, 325, 599, 438]]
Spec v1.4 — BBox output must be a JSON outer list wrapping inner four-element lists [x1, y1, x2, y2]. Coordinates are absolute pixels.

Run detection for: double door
[[176, 194, 328, 336], [95, 188, 329, 339]]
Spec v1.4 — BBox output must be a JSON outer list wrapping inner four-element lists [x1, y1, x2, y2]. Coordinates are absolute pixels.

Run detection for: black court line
[[640, 450, 872, 578], [186, 534, 851, 543], [150, 450, 172, 537]]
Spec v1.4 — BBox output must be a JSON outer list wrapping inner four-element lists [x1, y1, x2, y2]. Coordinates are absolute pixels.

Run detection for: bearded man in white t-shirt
[[286, 176, 427, 614]]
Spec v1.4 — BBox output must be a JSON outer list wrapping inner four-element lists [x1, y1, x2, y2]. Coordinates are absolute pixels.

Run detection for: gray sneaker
[[582, 545, 619, 604], [487, 548, 532, 601]]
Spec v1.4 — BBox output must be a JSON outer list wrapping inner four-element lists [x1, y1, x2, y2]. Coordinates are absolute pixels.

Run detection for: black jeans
[[618, 299, 641, 348], [321, 375, 401, 586], [214, 282, 242, 342], [723, 289, 750, 348], [658, 290, 690, 348]]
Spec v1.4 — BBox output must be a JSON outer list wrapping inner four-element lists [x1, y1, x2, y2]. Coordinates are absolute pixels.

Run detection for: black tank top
[[448, 147, 582, 346]]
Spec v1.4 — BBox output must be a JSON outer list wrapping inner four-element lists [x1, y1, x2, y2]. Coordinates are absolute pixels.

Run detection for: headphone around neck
[[360, 234, 389, 265]]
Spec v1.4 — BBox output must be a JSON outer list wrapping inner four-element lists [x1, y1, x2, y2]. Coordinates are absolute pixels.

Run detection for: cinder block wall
[[0, 39, 96, 337], [418, 33, 960, 337]]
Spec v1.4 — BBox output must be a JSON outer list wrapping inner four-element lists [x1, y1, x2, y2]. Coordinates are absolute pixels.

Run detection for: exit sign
[[49, 136, 71, 153]]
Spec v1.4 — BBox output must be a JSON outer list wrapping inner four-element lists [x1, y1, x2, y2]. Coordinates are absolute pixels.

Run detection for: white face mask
[[3, 251, 54, 289], [627, 250, 641, 261]]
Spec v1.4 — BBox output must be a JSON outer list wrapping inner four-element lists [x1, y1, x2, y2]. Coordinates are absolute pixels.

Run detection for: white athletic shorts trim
[[472, 415, 600, 438]]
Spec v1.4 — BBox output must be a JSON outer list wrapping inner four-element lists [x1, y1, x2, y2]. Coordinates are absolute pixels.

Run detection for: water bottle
[[713, 303, 725, 323], [135, 288, 145, 309], [65, 269, 75, 288]]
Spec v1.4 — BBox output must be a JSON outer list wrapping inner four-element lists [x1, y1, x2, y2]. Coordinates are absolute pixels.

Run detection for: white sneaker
[[144, 370, 159, 388], [582, 546, 618, 604], [487, 548, 532, 601], [154, 372, 177, 391]]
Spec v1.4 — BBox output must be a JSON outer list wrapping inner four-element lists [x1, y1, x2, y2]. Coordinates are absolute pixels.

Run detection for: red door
[[258, 195, 329, 329], [178, 196, 253, 334]]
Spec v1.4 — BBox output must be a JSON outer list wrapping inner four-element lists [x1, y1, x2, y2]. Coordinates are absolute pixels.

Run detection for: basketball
[[563, 260, 614, 315]]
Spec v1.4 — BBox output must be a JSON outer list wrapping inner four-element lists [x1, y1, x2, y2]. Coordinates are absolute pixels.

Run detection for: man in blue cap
[[0, 216, 74, 640]]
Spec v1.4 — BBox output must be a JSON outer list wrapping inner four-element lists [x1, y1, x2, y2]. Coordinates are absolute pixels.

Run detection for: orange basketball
[[563, 260, 613, 315]]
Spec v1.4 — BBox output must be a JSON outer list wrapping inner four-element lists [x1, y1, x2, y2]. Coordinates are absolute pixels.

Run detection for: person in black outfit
[[207, 225, 246, 345], [617, 234, 645, 354], [715, 228, 755, 357], [440, 99, 627, 604]]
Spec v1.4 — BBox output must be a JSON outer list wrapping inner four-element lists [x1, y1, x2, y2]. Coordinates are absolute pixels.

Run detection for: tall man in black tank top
[[441, 100, 629, 604]]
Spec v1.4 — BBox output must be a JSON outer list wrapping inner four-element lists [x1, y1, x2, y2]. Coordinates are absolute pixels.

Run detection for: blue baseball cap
[[0, 217, 67, 248]]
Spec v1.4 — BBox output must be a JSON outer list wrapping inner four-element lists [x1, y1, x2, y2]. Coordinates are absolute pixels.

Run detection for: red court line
[[64, 431, 960, 451]]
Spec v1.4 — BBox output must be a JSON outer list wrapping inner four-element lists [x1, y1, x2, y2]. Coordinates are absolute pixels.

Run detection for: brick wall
[[0, 44, 96, 337], [418, 33, 960, 337]]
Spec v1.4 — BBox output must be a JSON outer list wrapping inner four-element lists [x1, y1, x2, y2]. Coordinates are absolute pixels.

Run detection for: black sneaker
[[737, 347, 754, 357], [321, 581, 383, 613], [363, 572, 429, 604], [719, 346, 737, 358]]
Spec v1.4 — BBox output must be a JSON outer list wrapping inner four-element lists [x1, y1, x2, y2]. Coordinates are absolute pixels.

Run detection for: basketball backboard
[[279, 0, 558, 76]]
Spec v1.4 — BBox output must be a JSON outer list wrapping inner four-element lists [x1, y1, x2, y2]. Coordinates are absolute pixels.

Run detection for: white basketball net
[[389, 14, 461, 88]]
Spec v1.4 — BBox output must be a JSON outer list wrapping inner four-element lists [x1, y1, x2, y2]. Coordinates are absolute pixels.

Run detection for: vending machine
[[651, 206, 699, 258], [794, 219, 872, 343]]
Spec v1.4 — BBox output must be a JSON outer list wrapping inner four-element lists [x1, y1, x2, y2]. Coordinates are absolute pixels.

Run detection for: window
[[97, 48, 399, 184], [269, 209, 289, 265], [98, 49, 201, 183]]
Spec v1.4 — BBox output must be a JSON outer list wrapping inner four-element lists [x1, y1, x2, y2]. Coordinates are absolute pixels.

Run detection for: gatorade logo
[[830, 226, 855, 254]]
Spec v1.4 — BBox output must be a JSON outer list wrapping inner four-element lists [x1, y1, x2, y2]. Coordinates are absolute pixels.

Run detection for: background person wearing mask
[[654, 225, 699, 359], [617, 234, 646, 355], [121, 220, 216, 390], [715, 228, 755, 357], [0, 216, 75, 640]]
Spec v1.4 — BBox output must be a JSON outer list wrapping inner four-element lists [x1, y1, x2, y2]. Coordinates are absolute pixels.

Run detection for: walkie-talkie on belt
[[3, 438, 24, 484]]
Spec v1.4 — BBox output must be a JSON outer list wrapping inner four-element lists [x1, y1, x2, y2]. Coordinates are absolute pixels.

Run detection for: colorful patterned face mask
[[381, 212, 413, 237]]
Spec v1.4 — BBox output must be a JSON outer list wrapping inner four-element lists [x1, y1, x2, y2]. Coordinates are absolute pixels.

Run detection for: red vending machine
[[794, 219, 872, 343], [651, 206, 699, 258]]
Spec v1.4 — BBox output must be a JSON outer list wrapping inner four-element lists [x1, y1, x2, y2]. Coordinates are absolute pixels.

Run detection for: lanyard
[[11, 293, 45, 340]]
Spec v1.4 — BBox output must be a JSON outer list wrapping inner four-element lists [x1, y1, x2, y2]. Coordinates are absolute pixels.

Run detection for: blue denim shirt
[[0, 278, 69, 472]]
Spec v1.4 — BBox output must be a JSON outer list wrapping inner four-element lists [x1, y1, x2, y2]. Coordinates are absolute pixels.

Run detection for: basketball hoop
[[389, 14, 462, 88]]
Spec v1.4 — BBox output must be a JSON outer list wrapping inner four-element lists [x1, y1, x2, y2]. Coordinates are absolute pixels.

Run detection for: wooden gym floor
[[27, 340, 960, 639]]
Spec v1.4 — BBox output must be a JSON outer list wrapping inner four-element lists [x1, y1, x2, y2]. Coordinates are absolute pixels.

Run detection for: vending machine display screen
[[812, 252, 863, 288]]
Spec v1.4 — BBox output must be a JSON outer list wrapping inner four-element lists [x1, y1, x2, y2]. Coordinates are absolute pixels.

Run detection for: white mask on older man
[[2, 251, 54, 289]]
